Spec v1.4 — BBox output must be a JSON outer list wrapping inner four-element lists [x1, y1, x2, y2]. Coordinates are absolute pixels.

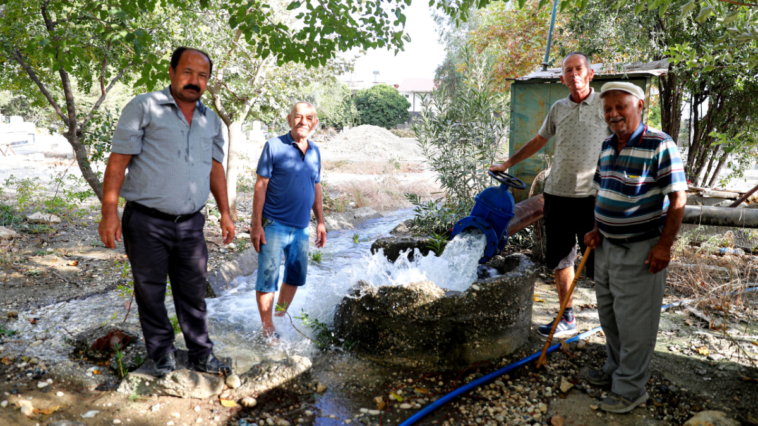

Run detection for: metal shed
[[508, 59, 669, 202]]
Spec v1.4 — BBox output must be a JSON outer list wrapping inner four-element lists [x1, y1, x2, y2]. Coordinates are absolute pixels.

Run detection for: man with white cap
[[583, 81, 687, 413], [490, 52, 610, 339]]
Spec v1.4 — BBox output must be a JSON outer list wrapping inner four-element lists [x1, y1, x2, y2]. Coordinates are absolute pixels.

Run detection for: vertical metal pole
[[542, 0, 560, 71]]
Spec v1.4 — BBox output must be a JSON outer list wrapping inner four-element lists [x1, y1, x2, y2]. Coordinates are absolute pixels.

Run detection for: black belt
[[127, 201, 202, 223], [605, 229, 661, 245]]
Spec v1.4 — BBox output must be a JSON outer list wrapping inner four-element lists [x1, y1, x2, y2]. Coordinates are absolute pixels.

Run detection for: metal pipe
[[541, 0, 560, 71], [730, 182, 758, 207], [683, 205, 758, 228], [507, 194, 544, 236]]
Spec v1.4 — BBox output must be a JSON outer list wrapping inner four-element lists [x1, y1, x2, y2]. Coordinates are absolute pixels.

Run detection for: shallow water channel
[[207, 209, 491, 373]]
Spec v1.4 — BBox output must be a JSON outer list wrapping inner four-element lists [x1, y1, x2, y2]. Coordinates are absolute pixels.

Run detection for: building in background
[[397, 78, 434, 113]]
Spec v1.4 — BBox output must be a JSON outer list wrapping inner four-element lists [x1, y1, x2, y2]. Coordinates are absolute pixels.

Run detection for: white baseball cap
[[599, 82, 645, 101]]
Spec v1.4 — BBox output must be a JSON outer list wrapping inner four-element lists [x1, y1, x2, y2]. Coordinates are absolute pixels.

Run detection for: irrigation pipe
[[398, 285, 758, 426]]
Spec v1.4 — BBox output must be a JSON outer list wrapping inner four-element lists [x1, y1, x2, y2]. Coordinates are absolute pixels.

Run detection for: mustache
[[183, 84, 201, 92]]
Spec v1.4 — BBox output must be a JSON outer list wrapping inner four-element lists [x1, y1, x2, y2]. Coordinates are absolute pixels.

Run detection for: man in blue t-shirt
[[251, 102, 326, 337]]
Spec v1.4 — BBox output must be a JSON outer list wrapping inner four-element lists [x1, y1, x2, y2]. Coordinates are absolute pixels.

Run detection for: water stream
[[206, 210, 491, 372], [4, 209, 492, 375]]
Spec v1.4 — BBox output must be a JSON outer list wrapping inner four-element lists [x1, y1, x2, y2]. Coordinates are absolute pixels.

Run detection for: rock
[[56, 392, 64, 397], [6, 311, 18, 319], [370, 236, 433, 262], [324, 208, 383, 232], [316, 383, 327, 393], [683, 411, 740, 426], [550, 415, 565, 426], [590, 404, 599, 410], [576, 340, 587, 350], [241, 397, 257, 408], [560, 377, 573, 393], [305, 410, 313, 416], [226, 374, 241, 389], [26, 212, 61, 224], [81, 410, 100, 418], [400, 403, 412, 409], [538, 403, 547, 413], [118, 350, 228, 399], [368, 410, 381, 415], [494, 380, 505, 387], [277, 420, 290, 426], [113, 420, 121, 424], [20, 404, 34, 416], [334, 254, 536, 369], [515, 385, 524, 392], [37, 381, 49, 388], [0, 400, 7, 408], [0, 226, 18, 240], [228, 356, 312, 399], [171, 412, 181, 418], [50, 422, 86, 426]]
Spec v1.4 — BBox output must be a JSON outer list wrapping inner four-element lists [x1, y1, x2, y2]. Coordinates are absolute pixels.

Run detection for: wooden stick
[[536, 246, 593, 369]]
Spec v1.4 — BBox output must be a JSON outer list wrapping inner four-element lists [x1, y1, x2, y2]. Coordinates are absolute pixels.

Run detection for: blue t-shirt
[[257, 132, 321, 229]]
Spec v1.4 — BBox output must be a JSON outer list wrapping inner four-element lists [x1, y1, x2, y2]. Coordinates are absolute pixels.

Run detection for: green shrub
[[354, 84, 410, 129], [410, 57, 507, 235]]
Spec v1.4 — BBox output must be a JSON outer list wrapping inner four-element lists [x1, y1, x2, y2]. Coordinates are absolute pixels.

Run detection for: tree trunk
[[658, 72, 682, 143], [707, 153, 728, 188], [65, 132, 104, 201], [226, 121, 244, 221]]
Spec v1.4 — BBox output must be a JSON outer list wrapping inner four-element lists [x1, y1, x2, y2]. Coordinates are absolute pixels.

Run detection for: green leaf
[[680, 0, 697, 18], [722, 10, 741, 25], [659, 2, 670, 18], [695, 6, 713, 22], [634, 3, 645, 14], [286, 1, 301, 10]]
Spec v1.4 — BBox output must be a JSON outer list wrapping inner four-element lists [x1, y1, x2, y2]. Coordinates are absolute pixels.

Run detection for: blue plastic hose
[[398, 285, 758, 426]]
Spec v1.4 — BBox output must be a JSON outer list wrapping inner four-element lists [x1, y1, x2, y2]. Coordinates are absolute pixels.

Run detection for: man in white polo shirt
[[490, 52, 610, 338]]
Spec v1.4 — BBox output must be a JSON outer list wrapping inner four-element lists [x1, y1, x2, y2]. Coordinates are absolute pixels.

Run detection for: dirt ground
[[1, 129, 758, 425]]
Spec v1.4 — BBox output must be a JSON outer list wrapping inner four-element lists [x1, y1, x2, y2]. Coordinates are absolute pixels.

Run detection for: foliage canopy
[[354, 84, 410, 129]]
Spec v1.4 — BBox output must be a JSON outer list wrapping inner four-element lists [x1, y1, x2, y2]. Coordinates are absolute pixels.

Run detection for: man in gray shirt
[[490, 52, 611, 339], [99, 47, 235, 377]]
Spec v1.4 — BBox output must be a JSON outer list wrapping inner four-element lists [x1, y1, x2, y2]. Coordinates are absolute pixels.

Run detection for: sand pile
[[320, 125, 423, 161]]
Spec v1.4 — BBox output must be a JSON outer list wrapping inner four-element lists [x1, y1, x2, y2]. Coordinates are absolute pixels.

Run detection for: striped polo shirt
[[591, 122, 688, 239]]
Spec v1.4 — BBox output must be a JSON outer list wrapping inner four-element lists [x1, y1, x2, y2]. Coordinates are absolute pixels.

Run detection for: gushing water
[[2, 210, 494, 373], [206, 212, 490, 365]]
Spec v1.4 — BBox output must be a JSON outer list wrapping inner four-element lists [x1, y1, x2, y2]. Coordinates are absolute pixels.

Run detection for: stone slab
[[0, 226, 18, 240], [117, 350, 230, 399], [230, 355, 312, 398], [207, 245, 258, 296], [324, 207, 383, 232]]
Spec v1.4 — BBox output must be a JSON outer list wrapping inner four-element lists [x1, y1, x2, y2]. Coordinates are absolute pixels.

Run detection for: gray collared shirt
[[111, 86, 225, 215], [538, 88, 611, 198]]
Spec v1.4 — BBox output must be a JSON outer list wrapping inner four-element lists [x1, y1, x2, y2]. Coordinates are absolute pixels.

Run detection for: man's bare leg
[[274, 283, 299, 317], [256, 291, 276, 336], [555, 266, 574, 309]]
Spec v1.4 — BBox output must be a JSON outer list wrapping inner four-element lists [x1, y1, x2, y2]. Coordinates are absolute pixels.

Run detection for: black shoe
[[153, 352, 176, 377], [189, 353, 231, 376]]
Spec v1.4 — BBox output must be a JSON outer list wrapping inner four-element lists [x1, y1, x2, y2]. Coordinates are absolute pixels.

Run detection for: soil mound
[[322, 125, 422, 161]]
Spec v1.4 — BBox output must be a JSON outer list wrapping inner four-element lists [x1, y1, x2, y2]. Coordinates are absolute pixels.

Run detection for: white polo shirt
[[538, 89, 611, 198]]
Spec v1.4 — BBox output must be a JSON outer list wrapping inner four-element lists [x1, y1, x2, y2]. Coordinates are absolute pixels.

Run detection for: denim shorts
[[255, 219, 310, 292]]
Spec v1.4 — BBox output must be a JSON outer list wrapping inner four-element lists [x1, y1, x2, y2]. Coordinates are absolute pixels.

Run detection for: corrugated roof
[[398, 78, 435, 93], [514, 59, 669, 81]]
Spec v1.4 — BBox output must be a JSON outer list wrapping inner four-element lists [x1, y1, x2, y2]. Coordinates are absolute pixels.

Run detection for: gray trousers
[[594, 236, 666, 400]]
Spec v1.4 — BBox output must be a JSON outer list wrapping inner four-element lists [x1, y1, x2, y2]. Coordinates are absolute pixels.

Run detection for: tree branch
[[100, 41, 112, 95], [10, 50, 69, 127], [81, 64, 132, 129], [716, 0, 758, 7]]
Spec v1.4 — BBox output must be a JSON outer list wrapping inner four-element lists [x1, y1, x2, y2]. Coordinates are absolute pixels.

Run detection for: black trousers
[[122, 204, 213, 361]]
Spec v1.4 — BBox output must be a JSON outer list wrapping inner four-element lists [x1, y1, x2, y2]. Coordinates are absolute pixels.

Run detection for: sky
[[340, 2, 448, 86]]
